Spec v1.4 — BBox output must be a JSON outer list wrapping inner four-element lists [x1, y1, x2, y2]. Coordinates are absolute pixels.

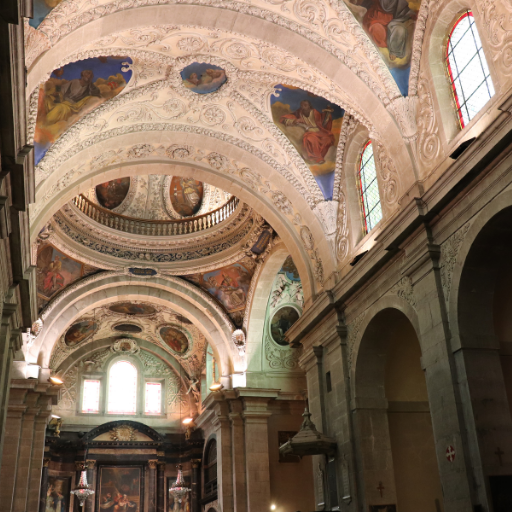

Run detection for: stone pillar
[[212, 398, 234, 512], [39, 458, 50, 512], [229, 401, 247, 512], [0, 401, 25, 510], [242, 396, 272, 512], [12, 398, 39, 512], [148, 459, 158, 512], [411, 238, 475, 511], [28, 412, 50, 512], [190, 460, 200, 512], [157, 462, 166, 512], [85, 460, 96, 512]]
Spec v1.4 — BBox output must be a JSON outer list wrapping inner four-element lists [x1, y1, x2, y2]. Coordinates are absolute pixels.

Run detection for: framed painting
[[97, 466, 143, 512], [167, 476, 191, 512], [47, 476, 71, 512]]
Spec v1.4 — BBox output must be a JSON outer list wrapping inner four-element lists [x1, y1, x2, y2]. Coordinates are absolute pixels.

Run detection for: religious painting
[[97, 466, 142, 512], [109, 303, 157, 316], [64, 320, 98, 347], [168, 476, 191, 512], [181, 63, 227, 94], [113, 324, 143, 333], [175, 314, 192, 325], [271, 85, 344, 200], [170, 177, 204, 217], [35, 56, 132, 164], [36, 244, 95, 311], [159, 326, 189, 354], [489, 475, 512, 512], [270, 306, 300, 345], [96, 178, 131, 210], [281, 256, 301, 282], [369, 506, 396, 512], [342, 0, 419, 95], [46, 476, 71, 512], [31, 0, 63, 28], [278, 431, 301, 463], [185, 262, 254, 327]]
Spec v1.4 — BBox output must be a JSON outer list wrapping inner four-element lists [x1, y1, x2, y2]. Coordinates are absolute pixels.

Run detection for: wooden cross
[[377, 482, 384, 498], [495, 447, 504, 466]]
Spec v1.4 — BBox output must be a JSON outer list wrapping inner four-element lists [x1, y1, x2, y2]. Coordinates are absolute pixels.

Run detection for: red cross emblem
[[446, 445, 455, 462]]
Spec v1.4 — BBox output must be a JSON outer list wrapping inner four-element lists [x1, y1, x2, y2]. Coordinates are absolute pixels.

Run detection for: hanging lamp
[[71, 468, 95, 508], [169, 315, 191, 504]]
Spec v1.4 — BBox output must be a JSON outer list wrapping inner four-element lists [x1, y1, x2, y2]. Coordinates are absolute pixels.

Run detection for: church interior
[[0, 0, 512, 511]]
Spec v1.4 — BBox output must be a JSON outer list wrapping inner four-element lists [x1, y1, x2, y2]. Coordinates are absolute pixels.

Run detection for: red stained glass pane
[[446, 11, 494, 128]]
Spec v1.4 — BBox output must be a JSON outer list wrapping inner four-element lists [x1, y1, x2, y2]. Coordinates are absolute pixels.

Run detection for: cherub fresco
[[35, 56, 132, 164], [170, 177, 204, 217], [181, 63, 227, 94], [271, 85, 344, 200]]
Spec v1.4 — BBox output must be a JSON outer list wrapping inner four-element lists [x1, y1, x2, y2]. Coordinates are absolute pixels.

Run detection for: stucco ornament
[[111, 338, 140, 355], [232, 329, 246, 356], [109, 424, 139, 441], [416, 76, 441, 166], [376, 143, 400, 205]]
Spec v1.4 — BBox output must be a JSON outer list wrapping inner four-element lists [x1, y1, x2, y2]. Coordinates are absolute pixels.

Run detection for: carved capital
[[148, 459, 158, 469], [43, 457, 51, 467], [86, 460, 96, 469]]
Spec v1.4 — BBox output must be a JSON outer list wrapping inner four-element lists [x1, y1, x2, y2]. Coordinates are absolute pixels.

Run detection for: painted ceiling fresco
[[64, 320, 98, 347], [185, 259, 256, 327], [35, 56, 132, 164], [271, 85, 344, 201], [181, 62, 227, 94], [109, 303, 157, 316], [36, 243, 98, 311], [170, 177, 204, 217], [159, 326, 190, 355], [96, 178, 131, 210], [342, 0, 420, 95]]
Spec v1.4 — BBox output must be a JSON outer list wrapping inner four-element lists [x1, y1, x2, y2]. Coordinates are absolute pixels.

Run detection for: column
[[12, 397, 39, 512], [411, 238, 475, 511], [0, 401, 25, 509], [28, 411, 51, 512], [229, 401, 247, 512], [85, 460, 96, 512], [157, 462, 165, 512], [148, 459, 158, 512], [190, 460, 200, 512], [38, 458, 50, 512], [242, 396, 272, 512]]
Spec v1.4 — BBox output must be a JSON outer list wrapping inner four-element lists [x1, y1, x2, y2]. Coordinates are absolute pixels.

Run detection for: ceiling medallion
[[180, 62, 227, 94]]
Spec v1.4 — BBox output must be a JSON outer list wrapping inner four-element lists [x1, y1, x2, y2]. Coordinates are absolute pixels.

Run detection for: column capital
[[191, 459, 201, 469], [148, 459, 158, 469], [157, 462, 166, 470], [86, 460, 96, 469], [75, 462, 85, 471], [43, 457, 51, 467]]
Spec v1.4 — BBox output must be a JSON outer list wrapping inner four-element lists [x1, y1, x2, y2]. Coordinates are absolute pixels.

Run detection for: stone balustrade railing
[[72, 194, 239, 236]]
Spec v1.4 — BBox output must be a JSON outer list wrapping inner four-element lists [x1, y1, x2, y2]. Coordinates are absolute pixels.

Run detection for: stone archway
[[353, 307, 443, 512]]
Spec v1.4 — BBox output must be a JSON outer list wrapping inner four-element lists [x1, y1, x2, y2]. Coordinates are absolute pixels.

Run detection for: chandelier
[[71, 470, 95, 508], [169, 464, 191, 503]]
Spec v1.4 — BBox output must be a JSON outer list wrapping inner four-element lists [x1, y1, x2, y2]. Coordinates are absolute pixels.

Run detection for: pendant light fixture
[[71, 448, 95, 509]]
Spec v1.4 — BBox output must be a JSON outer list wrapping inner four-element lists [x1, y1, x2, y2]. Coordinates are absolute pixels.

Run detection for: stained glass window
[[108, 360, 137, 414], [145, 382, 162, 414], [358, 141, 382, 234], [446, 11, 494, 128], [82, 379, 100, 413]]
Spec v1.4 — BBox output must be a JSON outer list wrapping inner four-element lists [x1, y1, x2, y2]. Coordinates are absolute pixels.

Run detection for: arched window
[[358, 141, 382, 235], [204, 439, 218, 499], [446, 11, 494, 129], [108, 360, 137, 414]]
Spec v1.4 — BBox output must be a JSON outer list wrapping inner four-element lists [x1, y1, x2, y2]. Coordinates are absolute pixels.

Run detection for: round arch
[[31, 272, 237, 382], [31, 131, 327, 299], [27, 4, 413, 179]]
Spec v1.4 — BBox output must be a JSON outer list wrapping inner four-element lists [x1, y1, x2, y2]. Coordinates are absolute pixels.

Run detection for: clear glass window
[[358, 141, 382, 234], [446, 11, 494, 128], [82, 379, 100, 413], [145, 382, 162, 414], [108, 360, 137, 414]]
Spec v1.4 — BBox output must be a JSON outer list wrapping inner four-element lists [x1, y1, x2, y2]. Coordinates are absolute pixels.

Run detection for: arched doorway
[[354, 308, 443, 511], [455, 206, 512, 509]]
